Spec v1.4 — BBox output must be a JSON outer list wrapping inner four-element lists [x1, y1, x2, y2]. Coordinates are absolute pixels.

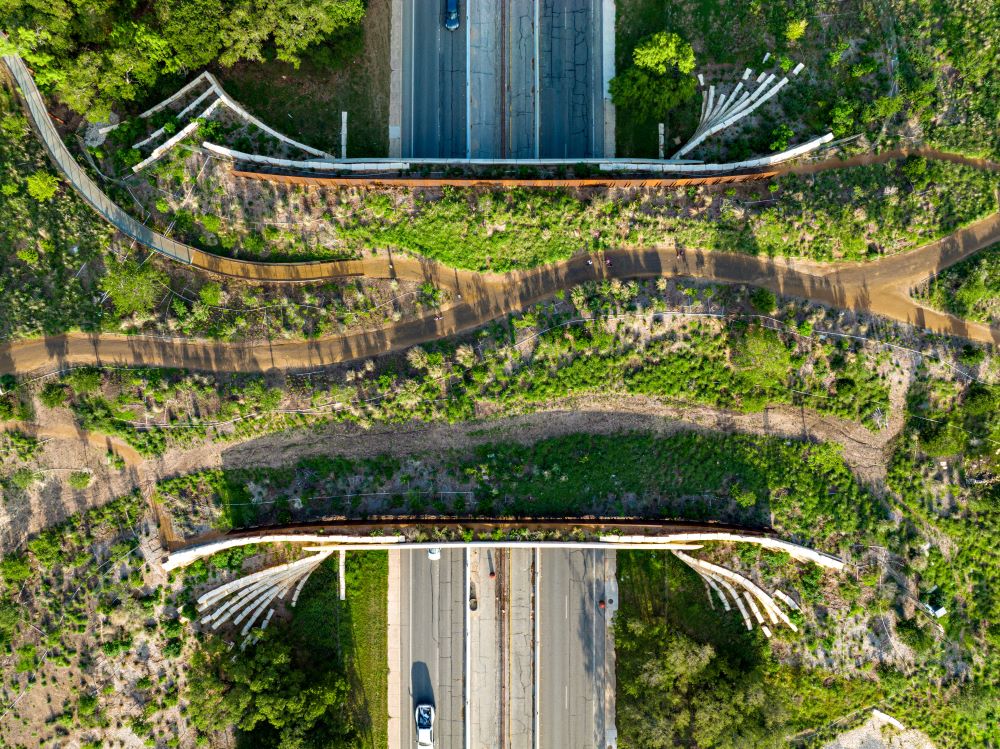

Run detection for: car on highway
[[444, 0, 460, 31], [415, 704, 435, 747]]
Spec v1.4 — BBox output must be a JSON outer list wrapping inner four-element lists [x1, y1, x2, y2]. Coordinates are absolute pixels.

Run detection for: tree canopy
[[609, 31, 697, 123], [616, 553, 789, 749], [1, 0, 365, 120], [187, 633, 355, 749], [99, 256, 169, 318]]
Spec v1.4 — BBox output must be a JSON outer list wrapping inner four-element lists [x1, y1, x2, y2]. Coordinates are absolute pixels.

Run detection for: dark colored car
[[445, 0, 460, 31]]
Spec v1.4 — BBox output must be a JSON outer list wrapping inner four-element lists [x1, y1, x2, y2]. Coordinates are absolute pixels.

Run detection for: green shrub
[[10, 467, 39, 490], [39, 382, 68, 408], [68, 471, 92, 490], [749, 287, 777, 314], [99, 256, 169, 318], [25, 171, 60, 202], [0, 598, 21, 646]]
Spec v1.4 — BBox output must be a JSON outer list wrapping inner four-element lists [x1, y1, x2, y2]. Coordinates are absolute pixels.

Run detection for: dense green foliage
[[892, 0, 1000, 160], [186, 552, 387, 748], [615, 0, 1000, 160], [919, 242, 1000, 325], [99, 256, 169, 318], [610, 31, 697, 122], [158, 428, 882, 549], [333, 159, 996, 269], [1, 0, 366, 120], [0, 85, 110, 339], [617, 553, 787, 748]]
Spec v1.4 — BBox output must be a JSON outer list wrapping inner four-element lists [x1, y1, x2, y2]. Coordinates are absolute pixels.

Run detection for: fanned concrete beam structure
[[672, 549, 813, 637], [127, 70, 333, 173], [196, 550, 333, 645], [673, 59, 808, 159]]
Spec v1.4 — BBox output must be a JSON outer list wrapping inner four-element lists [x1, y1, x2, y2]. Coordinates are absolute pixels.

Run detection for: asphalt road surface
[[405, 0, 605, 159], [539, 0, 603, 158], [538, 548, 616, 749], [396, 548, 466, 748], [403, 0, 468, 157]]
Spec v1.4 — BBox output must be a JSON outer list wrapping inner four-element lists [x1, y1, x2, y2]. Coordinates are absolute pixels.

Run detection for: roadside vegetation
[[127, 149, 997, 268], [186, 551, 387, 748], [616, 369, 1000, 748], [615, 0, 1000, 161], [0, 485, 387, 748], [0, 84, 111, 340], [917, 242, 1000, 325]]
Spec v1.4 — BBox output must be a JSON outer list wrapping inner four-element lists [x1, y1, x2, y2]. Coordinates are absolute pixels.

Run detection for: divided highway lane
[[538, 548, 616, 749], [403, 0, 468, 157], [539, 0, 604, 158], [396, 548, 466, 749]]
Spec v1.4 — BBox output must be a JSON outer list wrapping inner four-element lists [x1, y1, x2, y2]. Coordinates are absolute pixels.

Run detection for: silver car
[[416, 704, 435, 747]]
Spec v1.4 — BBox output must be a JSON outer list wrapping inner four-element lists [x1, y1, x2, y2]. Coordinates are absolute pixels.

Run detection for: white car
[[427, 547, 441, 561], [415, 704, 435, 747]]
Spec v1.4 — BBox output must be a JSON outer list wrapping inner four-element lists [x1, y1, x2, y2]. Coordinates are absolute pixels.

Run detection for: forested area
[[615, 370, 1000, 749], [0, 0, 366, 121], [919, 242, 1000, 326], [185, 552, 387, 748], [615, 0, 1000, 160]]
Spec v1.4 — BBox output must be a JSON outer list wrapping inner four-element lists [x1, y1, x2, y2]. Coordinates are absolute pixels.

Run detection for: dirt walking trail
[[2, 209, 998, 378], [3, 48, 999, 379]]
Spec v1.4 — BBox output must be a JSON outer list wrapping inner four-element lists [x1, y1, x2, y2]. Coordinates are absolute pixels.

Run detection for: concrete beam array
[[673, 56, 808, 160], [196, 550, 333, 645], [672, 549, 808, 639], [127, 70, 333, 173]]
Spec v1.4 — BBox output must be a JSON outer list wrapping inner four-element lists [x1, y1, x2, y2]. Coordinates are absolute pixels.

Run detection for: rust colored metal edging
[[231, 169, 779, 188]]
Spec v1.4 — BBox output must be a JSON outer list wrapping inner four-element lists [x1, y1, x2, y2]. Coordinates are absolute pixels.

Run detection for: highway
[[406, 0, 604, 159], [393, 546, 615, 748], [403, 0, 468, 157], [538, 548, 616, 749], [396, 548, 466, 749], [539, 0, 603, 158]]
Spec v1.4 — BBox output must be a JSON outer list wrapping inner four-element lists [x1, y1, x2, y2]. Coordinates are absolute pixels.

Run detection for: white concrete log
[[132, 98, 221, 173], [701, 572, 731, 611], [177, 84, 221, 120], [205, 72, 331, 158], [603, 533, 844, 569], [197, 552, 330, 608], [166, 536, 402, 571], [675, 551, 799, 631], [744, 590, 766, 624], [139, 72, 210, 118], [774, 589, 801, 610]]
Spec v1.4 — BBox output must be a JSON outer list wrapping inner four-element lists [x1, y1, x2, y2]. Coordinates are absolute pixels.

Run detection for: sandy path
[[2, 208, 998, 380]]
